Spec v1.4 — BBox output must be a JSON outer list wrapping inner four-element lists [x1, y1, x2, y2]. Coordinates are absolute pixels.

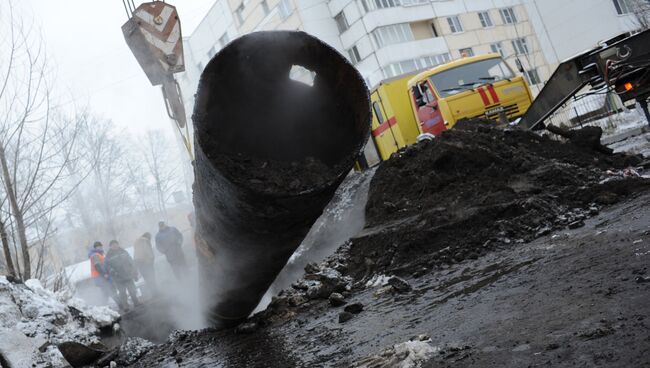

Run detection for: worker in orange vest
[[88, 241, 115, 304]]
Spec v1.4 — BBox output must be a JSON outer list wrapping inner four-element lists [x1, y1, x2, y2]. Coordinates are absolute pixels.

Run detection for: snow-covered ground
[[0, 276, 120, 367]]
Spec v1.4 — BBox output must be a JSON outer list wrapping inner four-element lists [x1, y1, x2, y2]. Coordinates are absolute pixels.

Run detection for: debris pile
[[0, 276, 119, 367], [344, 120, 649, 280]]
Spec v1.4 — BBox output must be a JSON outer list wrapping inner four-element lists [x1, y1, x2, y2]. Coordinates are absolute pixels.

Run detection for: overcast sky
[[20, 0, 216, 136]]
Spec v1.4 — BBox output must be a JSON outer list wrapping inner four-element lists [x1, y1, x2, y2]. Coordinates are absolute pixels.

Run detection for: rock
[[387, 277, 412, 293], [57, 341, 109, 367], [344, 302, 364, 314], [0, 330, 46, 368], [329, 293, 346, 307], [535, 226, 552, 237], [304, 262, 319, 274], [589, 207, 599, 216], [287, 294, 308, 306], [235, 322, 258, 334], [546, 343, 560, 350], [568, 220, 585, 229], [635, 276, 650, 283], [338, 311, 354, 323], [306, 282, 333, 300]]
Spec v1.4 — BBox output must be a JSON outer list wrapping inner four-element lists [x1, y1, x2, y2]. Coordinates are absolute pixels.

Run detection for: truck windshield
[[429, 58, 514, 97]]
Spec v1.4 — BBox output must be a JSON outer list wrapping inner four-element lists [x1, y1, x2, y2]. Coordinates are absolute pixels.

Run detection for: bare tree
[[0, 2, 83, 279], [71, 117, 137, 238], [141, 130, 184, 218]]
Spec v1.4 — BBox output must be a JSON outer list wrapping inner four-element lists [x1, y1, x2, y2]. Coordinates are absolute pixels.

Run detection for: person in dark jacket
[[133, 232, 157, 297], [155, 221, 187, 280], [105, 240, 140, 311]]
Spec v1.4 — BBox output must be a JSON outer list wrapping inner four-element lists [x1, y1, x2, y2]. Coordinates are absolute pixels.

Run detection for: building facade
[[176, 0, 641, 149]]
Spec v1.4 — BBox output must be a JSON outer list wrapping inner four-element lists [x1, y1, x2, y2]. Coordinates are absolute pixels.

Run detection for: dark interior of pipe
[[194, 31, 370, 176]]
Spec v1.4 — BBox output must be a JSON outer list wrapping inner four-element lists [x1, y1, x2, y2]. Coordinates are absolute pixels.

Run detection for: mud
[[128, 122, 650, 367]]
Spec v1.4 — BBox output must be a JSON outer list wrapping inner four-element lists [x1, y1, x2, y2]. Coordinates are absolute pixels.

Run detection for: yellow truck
[[408, 53, 533, 134], [368, 74, 423, 161], [362, 53, 534, 165]]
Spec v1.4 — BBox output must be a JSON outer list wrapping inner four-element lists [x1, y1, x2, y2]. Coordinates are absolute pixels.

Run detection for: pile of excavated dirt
[[347, 120, 648, 281], [211, 154, 342, 194]]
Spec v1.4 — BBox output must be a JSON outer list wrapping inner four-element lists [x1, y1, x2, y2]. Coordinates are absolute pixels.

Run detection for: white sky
[[20, 0, 216, 136]]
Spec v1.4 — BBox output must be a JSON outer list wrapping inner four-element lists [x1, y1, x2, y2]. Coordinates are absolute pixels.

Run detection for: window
[[361, 0, 426, 11], [197, 62, 204, 71], [335, 11, 349, 32], [235, 4, 245, 24], [207, 46, 217, 58], [524, 69, 541, 85], [382, 53, 451, 78], [500, 7, 517, 24], [490, 42, 505, 57], [478, 11, 493, 27], [512, 38, 529, 55], [219, 33, 230, 48], [348, 45, 361, 64], [459, 47, 474, 57], [279, 0, 293, 19], [262, 0, 270, 15], [419, 53, 451, 68], [372, 23, 414, 48], [613, 0, 632, 14], [431, 23, 439, 37], [447, 16, 463, 33], [372, 102, 385, 123], [612, 0, 648, 14], [429, 57, 515, 97], [360, 0, 370, 12]]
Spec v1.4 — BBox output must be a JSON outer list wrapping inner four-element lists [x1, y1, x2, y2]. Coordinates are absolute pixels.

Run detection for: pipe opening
[[289, 65, 316, 87], [193, 31, 370, 196]]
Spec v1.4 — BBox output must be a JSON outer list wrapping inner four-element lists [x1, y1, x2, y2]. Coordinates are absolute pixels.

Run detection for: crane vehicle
[[520, 28, 650, 130]]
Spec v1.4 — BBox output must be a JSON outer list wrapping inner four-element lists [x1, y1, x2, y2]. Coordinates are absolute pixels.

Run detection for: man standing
[[155, 221, 187, 280], [133, 232, 157, 298], [88, 241, 116, 304], [105, 240, 140, 311]]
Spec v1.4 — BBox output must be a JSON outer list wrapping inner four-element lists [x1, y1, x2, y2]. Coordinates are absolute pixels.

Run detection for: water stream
[[254, 167, 377, 312]]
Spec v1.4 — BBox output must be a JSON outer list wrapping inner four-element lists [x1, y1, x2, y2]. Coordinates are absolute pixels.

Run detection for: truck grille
[[471, 104, 520, 121]]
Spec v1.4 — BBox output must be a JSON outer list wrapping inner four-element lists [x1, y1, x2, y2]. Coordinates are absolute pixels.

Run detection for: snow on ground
[[365, 274, 391, 288], [609, 131, 650, 158], [354, 337, 440, 368], [0, 276, 119, 367]]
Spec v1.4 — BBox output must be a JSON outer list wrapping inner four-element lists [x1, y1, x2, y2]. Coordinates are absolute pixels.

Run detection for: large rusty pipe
[[192, 31, 370, 327]]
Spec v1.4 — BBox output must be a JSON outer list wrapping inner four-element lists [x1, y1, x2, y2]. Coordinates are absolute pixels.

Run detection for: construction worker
[[88, 241, 115, 304], [105, 240, 140, 311], [133, 232, 157, 298], [155, 221, 187, 280]]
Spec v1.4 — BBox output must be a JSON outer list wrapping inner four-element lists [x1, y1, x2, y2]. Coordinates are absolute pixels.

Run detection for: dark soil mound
[[346, 121, 648, 280]]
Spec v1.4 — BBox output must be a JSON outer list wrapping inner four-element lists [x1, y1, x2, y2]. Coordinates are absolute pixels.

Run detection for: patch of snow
[[365, 274, 391, 288], [354, 338, 439, 368], [0, 276, 120, 367]]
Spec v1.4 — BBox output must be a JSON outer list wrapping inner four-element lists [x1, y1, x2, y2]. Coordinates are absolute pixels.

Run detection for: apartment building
[[176, 0, 641, 147]]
